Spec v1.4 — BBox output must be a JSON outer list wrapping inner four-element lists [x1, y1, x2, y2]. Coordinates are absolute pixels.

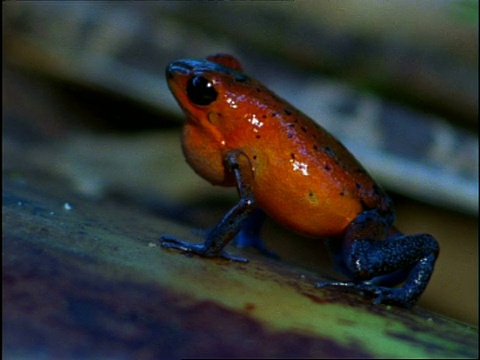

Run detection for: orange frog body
[[161, 54, 439, 307]]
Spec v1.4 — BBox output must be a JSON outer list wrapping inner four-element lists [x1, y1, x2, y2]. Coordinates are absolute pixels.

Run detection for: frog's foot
[[234, 232, 279, 259], [315, 280, 416, 308], [160, 234, 248, 262], [233, 209, 279, 260]]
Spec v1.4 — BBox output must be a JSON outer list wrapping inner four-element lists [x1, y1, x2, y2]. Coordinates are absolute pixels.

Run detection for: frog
[[161, 54, 439, 308]]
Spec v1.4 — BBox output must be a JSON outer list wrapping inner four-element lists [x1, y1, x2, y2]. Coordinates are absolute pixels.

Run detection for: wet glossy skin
[[161, 54, 439, 307]]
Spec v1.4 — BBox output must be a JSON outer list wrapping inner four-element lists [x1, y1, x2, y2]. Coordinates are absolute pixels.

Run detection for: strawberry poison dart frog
[[161, 54, 439, 307]]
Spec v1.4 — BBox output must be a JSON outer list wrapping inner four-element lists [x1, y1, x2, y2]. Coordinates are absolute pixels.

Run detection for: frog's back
[[223, 86, 388, 237]]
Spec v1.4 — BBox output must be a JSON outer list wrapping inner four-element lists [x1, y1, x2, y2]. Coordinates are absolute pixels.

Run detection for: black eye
[[186, 76, 218, 106]]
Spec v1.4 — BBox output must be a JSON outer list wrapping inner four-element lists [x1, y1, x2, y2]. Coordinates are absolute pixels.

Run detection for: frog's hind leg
[[317, 209, 439, 308]]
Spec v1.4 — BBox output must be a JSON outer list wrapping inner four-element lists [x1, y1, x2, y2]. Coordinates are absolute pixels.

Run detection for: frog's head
[[166, 54, 267, 133]]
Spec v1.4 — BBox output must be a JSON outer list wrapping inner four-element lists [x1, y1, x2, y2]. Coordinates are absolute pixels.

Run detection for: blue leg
[[161, 150, 257, 262], [234, 209, 279, 259], [317, 209, 439, 307]]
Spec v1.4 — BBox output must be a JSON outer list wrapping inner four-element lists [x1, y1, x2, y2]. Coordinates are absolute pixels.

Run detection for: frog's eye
[[186, 76, 218, 106]]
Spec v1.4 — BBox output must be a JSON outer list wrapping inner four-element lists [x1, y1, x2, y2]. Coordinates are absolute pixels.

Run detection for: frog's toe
[[316, 280, 416, 307], [160, 234, 203, 253], [315, 280, 356, 289], [367, 287, 416, 308], [160, 234, 249, 262], [219, 250, 249, 263]]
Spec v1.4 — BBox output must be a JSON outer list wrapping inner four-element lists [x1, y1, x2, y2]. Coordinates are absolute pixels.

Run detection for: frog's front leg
[[317, 209, 439, 307], [233, 209, 279, 259], [161, 150, 257, 262]]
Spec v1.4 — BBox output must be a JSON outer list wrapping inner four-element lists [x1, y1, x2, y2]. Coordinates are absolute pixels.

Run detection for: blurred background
[[3, 0, 478, 328]]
